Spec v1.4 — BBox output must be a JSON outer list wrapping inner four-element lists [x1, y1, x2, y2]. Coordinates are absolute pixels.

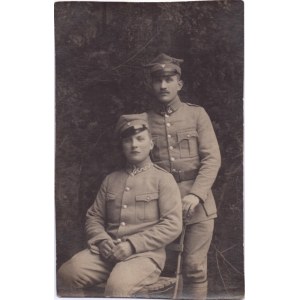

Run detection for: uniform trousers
[[182, 219, 214, 299], [57, 249, 161, 297]]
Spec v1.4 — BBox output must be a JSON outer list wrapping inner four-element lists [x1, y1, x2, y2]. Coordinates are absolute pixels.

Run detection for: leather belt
[[171, 169, 198, 183]]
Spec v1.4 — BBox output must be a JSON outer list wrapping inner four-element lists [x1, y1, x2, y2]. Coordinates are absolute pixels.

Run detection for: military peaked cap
[[115, 113, 149, 138], [144, 53, 184, 77]]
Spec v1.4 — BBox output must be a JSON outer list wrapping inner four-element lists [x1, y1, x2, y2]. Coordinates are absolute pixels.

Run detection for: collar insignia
[[167, 107, 173, 114], [127, 162, 153, 176]]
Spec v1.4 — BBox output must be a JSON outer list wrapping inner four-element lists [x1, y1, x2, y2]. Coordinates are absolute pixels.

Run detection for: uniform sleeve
[[127, 173, 182, 254], [190, 108, 221, 201], [85, 176, 113, 254]]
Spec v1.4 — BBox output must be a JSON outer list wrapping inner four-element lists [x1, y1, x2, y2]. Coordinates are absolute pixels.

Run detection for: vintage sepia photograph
[[55, 1, 244, 299]]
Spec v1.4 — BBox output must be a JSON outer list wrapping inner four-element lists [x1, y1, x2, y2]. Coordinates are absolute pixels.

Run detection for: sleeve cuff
[[189, 193, 204, 203], [126, 236, 143, 254], [87, 233, 113, 253], [189, 188, 208, 202], [125, 239, 136, 254]]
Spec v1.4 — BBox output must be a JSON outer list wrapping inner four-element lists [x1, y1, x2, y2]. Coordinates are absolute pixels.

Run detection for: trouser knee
[[57, 261, 85, 289]]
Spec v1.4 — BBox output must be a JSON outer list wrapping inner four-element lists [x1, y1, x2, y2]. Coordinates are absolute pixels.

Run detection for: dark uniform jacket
[[85, 163, 182, 270], [148, 98, 221, 223]]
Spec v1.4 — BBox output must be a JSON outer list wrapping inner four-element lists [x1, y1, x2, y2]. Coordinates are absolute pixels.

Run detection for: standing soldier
[[57, 113, 182, 297], [144, 53, 221, 300]]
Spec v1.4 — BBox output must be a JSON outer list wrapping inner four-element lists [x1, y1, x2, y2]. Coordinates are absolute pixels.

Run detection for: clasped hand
[[99, 239, 133, 262]]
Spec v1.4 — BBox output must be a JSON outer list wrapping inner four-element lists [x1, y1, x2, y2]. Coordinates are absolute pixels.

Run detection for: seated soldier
[[57, 113, 183, 297]]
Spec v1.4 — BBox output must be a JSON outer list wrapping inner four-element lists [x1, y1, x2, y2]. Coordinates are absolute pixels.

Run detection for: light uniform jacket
[[148, 98, 221, 223], [85, 164, 182, 270]]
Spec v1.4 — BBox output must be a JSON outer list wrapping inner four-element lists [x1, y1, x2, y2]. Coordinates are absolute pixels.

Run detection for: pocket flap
[[106, 192, 116, 201], [136, 192, 159, 202], [177, 130, 198, 141]]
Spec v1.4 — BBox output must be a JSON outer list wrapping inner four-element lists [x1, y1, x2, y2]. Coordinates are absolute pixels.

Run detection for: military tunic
[[148, 98, 221, 222], [57, 163, 182, 297], [86, 163, 182, 269]]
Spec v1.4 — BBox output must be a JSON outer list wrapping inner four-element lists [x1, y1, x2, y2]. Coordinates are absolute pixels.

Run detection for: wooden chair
[[84, 224, 187, 299]]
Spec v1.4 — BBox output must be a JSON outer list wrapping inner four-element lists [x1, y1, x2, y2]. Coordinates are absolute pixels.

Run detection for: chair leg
[[172, 274, 183, 299]]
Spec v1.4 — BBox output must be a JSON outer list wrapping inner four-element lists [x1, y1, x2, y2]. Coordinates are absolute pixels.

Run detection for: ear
[[177, 79, 183, 91], [149, 139, 154, 150]]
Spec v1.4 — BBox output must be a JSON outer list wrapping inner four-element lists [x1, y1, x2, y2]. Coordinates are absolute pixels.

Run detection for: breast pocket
[[136, 192, 159, 221], [177, 130, 199, 158], [105, 193, 119, 222]]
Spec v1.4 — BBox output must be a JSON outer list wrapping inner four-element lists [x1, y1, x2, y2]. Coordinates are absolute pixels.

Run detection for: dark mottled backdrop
[[55, 1, 244, 299]]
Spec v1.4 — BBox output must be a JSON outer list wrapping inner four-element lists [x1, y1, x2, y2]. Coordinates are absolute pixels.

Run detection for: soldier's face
[[122, 130, 154, 166], [151, 75, 183, 103]]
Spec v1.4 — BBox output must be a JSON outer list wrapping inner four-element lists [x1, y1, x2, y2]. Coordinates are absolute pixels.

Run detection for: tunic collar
[[126, 162, 153, 176], [153, 97, 182, 116]]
